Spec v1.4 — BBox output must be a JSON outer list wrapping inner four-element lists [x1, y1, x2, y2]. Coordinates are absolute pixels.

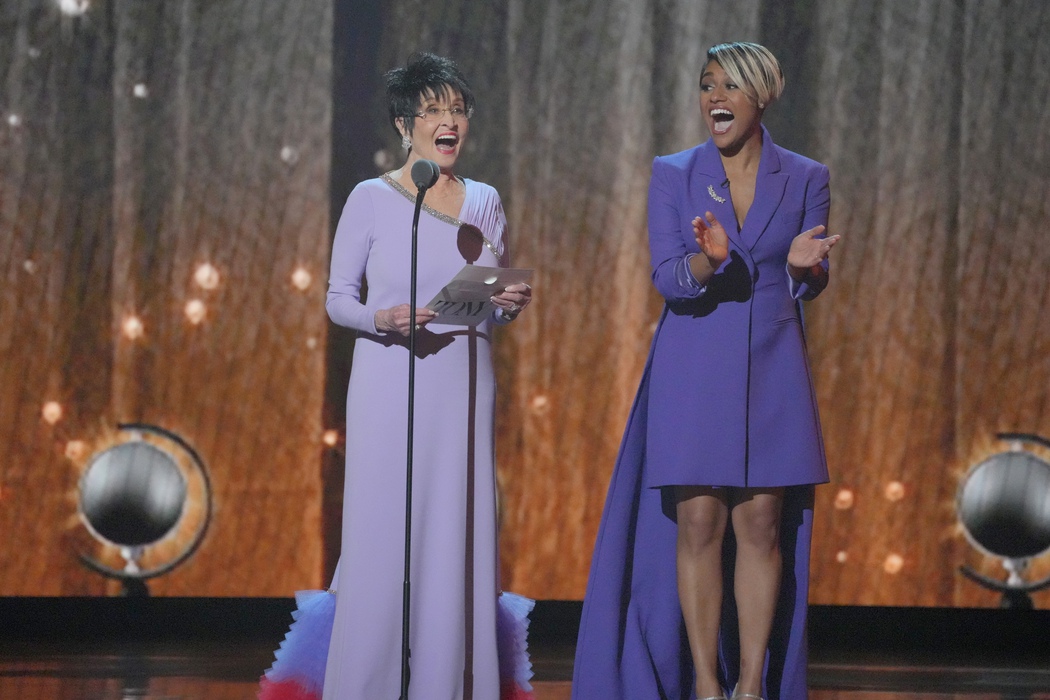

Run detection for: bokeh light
[[194, 263, 221, 290], [42, 401, 63, 425], [122, 315, 145, 340], [885, 481, 905, 502], [65, 440, 87, 461], [291, 267, 313, 291], [280, 145, 299, 165], [833, 488, 854, 510], [184, 299, 206, 325], [883, 553, 904, 574], [57, 0, 90, 16]]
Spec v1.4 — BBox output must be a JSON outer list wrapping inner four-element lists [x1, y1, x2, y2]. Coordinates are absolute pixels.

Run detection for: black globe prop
[[73, 423, 213, 592], [957, 450, 1050, 559], [79, 441, 187, 547], [956, 433, 1050, 608]]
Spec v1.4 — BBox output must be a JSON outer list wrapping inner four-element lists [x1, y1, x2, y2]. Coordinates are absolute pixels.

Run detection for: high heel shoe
[[730, 684, 764, 700]]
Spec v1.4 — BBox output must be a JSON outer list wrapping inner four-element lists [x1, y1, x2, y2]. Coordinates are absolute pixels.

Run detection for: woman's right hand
[[693, 211, 729, 267], [375, 304, 438, 336]]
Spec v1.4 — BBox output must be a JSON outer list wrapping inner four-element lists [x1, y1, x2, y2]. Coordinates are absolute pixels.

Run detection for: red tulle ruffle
[[501, 680, 536, 700], [258, 677, 322, 700]]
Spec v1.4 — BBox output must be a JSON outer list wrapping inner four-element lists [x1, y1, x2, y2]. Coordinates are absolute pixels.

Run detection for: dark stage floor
[[1, 599, 1048, 699]]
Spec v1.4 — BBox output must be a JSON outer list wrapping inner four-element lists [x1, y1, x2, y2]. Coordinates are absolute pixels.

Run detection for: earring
[[758, 102, 765, 109], [401, 134, 412, 150]]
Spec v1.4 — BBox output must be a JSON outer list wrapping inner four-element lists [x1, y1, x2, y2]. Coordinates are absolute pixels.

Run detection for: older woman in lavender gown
[[573, 42, 840, 700], [260, 52, 534, 700], [323, 53, 534, 700]]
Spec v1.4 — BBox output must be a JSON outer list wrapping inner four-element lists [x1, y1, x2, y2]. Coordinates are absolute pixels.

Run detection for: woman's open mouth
[[710, 108, 734, 135], [435, 132, 459, 154]]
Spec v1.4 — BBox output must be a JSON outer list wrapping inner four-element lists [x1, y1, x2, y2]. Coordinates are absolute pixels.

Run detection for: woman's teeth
[[711, 109, 734, 135]]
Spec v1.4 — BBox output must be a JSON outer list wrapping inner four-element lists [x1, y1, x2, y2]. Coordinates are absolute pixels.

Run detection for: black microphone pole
[[400, 158, 440, 700]]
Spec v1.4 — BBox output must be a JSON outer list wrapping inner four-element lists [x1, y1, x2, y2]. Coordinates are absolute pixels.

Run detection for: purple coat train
[[573, 125, 831, 700]]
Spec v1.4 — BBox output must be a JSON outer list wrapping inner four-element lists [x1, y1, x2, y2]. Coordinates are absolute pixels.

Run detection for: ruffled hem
[[258, 590, 335, 699], [258, 590, 536, 700], [257, 677, 322, 700], [500, 679, 537, 700], [496, 591, 536, 695]]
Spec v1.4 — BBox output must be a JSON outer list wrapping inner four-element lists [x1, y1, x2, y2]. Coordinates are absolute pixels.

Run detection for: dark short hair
[[385, 52, 476, 137]]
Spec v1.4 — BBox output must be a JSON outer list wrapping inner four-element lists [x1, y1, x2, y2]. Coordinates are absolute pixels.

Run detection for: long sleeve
[[788, 163, 832, 301], [326, 185, 381, 334], [648, 157, 708, 304]]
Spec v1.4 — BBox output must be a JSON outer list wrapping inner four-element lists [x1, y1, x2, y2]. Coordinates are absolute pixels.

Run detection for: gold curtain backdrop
[[0, 0, 332, 595], [1, 0, 1049, 606]]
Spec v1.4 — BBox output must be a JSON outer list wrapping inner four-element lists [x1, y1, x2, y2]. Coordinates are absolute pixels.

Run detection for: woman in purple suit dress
[[572, 43, 839, 700]]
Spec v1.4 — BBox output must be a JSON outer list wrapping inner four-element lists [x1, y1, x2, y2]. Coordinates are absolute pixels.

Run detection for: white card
[[425, 265, 534, 326]]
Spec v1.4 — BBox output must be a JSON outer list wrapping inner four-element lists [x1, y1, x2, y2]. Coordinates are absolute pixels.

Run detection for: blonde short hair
[[705, 42, 784, 107]]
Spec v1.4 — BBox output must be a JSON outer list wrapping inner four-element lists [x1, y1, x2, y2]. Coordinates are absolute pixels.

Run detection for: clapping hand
[[787, 225, 840, 272], [693, 212, 729, 267]]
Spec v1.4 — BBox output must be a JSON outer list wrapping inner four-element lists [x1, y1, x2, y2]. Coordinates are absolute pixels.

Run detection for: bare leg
[[730, 488, 784, 698], [675, 486, 730, 699]]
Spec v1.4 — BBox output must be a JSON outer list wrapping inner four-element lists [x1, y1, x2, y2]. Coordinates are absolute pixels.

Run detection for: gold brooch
[[707, 184, 726, 204]]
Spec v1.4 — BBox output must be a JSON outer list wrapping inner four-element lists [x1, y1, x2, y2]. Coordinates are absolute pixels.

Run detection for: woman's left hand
[[788, 225, 840, 272], [491, 283, 532, 320]]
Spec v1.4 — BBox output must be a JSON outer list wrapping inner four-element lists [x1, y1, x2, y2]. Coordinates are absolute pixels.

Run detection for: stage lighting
[[184, 299, 206, 324], [193, 263, 220, 290], [57, 0, 90, 16], [291, 267, 313, 290], [956, 432, 1050, 608], [80, 442, 186, 549], [122, 315, 144, 340], [75, 423, 212, 595]]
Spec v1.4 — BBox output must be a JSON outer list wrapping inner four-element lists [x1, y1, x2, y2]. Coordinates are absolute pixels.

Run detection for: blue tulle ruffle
[[259, 589, 535, 699]]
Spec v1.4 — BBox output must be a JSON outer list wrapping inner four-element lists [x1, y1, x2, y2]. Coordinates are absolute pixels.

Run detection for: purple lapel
[[692, 140, 745, 252], [743, 125, 787, 251]]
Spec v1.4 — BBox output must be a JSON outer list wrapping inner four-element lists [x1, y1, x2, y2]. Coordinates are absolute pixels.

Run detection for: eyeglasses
[[415, 106, 472, 121]]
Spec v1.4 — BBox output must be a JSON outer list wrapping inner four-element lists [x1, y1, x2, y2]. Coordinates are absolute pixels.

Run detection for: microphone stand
[[400, 160, 437, 700]]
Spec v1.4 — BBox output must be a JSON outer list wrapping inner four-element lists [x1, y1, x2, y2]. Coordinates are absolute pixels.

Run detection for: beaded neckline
[[381, 173, 464, 227], [380, 173, 501, 260]]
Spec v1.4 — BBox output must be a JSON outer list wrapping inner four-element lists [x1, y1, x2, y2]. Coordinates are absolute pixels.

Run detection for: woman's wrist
[[788, 262, 821, 282], [689, 252, 720, 286], [374, 309, 391, 332]]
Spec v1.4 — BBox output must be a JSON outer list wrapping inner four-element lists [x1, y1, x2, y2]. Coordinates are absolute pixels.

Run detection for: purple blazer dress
[[572, 126, 832, 700]]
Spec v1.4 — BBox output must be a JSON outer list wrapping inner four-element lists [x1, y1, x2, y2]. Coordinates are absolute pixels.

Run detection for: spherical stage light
[[956, 432, 1050, 608], [75, 423, 212, 595], [80, 441, 187, 547]]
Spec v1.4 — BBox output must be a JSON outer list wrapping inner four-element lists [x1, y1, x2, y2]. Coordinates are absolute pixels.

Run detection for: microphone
[[721, 178, 729, 189], [401, 160, 439, 700], [411, 159, 440, 191]]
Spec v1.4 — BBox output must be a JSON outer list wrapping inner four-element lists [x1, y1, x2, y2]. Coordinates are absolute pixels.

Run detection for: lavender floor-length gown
[[323, 174, 510, 700]]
